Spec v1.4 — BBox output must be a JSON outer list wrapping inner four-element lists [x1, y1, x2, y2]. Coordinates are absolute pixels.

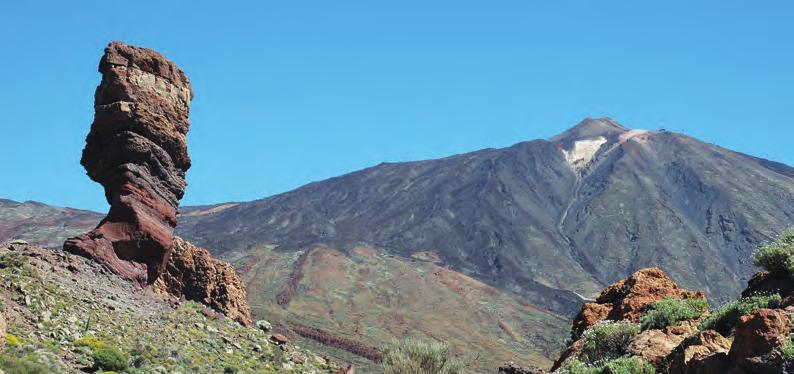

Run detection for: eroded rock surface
[[570, 268, 703, 339], [154, 237, 253, 326], [64, 41, 193, 285]]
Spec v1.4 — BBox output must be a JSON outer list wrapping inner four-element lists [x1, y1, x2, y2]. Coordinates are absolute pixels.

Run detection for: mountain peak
[[550, 117, 628, 143]]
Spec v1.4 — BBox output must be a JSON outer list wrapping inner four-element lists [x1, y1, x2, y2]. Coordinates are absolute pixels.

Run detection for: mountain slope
[[0, 199, 102, 248], [178, 118, 794, 309]]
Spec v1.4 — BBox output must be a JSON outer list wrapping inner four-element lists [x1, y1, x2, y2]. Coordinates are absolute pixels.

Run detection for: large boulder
[[667, 330, 731, 374], [571, 268, 703, 339], [628, 320, 698, 367], [728, 308, 791, 373], [154, 237, 253, 326], [64, 41, 193, 285]]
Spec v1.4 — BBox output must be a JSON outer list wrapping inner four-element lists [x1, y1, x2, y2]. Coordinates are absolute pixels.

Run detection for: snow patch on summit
[[562, 136, 608, 171]]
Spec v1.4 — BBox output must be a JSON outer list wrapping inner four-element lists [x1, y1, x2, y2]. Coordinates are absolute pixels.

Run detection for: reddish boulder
[[64, 41, 193, 285], [728, 308, 791, 373], [667, 330, 731, 374], [154, 237, 253, 326], [571, 268, 703, 339]]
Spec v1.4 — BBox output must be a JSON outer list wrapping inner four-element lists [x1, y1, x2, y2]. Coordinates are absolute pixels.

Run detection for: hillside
[[0, 240, 345, 373], [0, 199, 102, 248]]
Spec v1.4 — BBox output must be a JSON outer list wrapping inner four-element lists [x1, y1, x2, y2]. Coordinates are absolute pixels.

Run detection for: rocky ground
[[0, 240, 348, 373]]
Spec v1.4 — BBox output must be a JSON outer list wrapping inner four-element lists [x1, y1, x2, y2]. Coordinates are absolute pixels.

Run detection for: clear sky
[[1, 1, 792, 212]]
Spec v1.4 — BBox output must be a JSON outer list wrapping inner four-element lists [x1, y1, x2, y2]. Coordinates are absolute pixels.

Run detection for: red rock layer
[[570, 267, 703, 340], [154, 237, 253, 326], [64, 41, 193, 285]]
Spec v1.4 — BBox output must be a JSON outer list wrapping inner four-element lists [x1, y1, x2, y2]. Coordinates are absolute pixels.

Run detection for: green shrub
[[6, 334, 22, 347], [699, 293, 782, 336], [382, 338, 463, 374], [0, 353, 50, 374], [92, 346, 129, 371], [640, 297, 709, 330], [563, 356, 654, 374], [754, 230, 794, 277], [74, 336, 106, 349], [579, 322, 640, 365], [0, 253, 25, 269]]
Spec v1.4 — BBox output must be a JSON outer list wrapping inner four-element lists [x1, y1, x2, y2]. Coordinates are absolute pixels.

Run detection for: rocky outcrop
[[154, 237, 252, 326], [64, 41, 193, 285], [551, 266, 793, 373], [628, 321, 698, 367], [570, 268, 703, 339], [729, 308, 791, 373], [667, 330, 731, 374]]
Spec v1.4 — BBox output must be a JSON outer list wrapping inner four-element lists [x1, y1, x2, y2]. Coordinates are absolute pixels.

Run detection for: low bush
[[92, 346, 129, 371], [6, 334, 22, 347], [0, 353, 50, 374], [0, 253, 25, 269], [699, 293, 782, 336], [382, 338, 463, 374], [563, 356, 655, 374], [74, 336, 107, 350], [754, 230, 794, 277], [579, 321, 640, 365], [640, 296, 709, 330]]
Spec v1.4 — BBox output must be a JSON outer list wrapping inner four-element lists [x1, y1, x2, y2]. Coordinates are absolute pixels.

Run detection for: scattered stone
[[290, 352, 306, 364], [270, 333, 289, 346]]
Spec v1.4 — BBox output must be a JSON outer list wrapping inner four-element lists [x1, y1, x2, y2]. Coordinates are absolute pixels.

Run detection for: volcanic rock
[[728, 308, 791, 373], [63, 41, 193, 285], [627, 320, 698, 367], [570, 268, 703, 339], [667, 330, 731, 374], [154, 237, 253, 326]]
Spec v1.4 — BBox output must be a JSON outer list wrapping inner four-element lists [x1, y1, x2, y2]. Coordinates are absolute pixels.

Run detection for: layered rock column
[[64, 41, 193, 285]]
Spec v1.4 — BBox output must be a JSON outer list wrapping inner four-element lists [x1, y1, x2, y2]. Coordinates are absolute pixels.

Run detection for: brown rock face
[[570, 268, 703, 339], [64, 41, 193, 285], [667, 330, 731, 374], [154, 237, 253, 326], [628, 321, 698, 367], [728, 308, 791, 373]]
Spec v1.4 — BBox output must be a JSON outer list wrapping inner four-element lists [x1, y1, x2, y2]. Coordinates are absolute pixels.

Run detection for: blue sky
[[1, 1, 792, 212]]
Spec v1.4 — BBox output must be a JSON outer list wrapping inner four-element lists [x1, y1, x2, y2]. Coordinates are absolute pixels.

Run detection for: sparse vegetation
[[579, 321, 640, 365], [640, 296, 709, 330], [382, 338, 463, 374], [563, 356, 655, 374], [754, 230, 794, 278], [699, 293, 782, 335]]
